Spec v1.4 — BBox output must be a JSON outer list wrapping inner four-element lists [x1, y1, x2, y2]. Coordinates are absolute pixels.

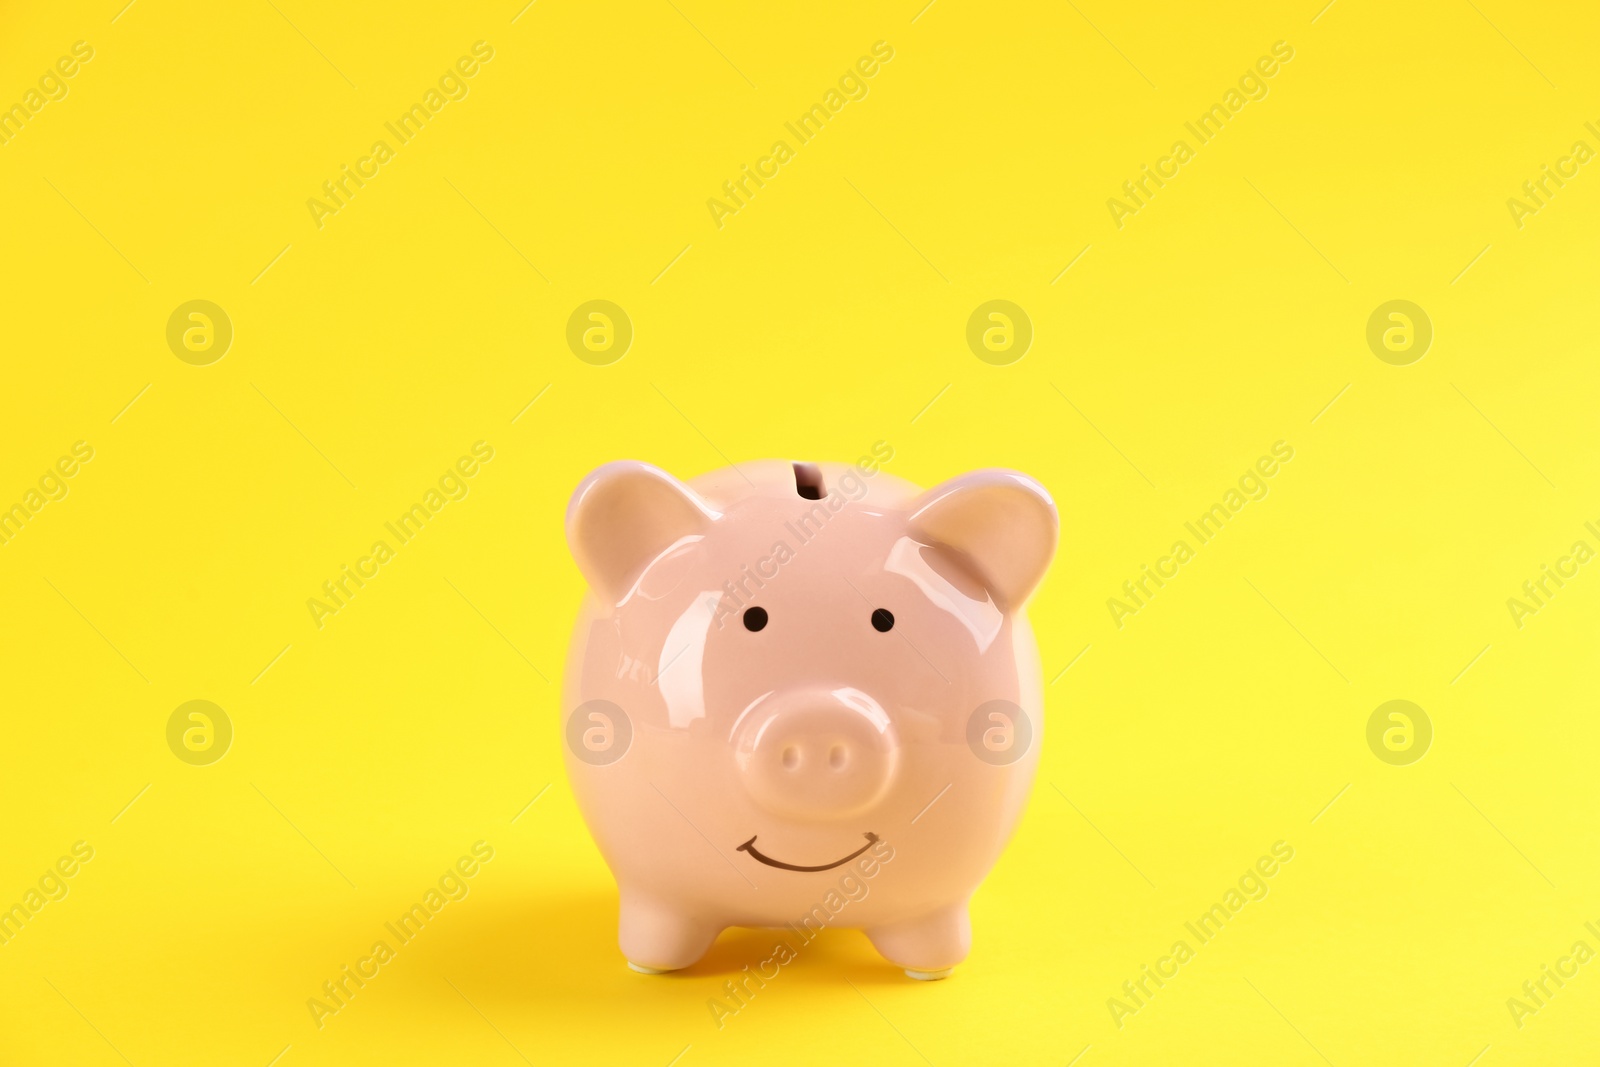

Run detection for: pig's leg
[[864, 902, 971, 980], [618, 889, 721, 973]]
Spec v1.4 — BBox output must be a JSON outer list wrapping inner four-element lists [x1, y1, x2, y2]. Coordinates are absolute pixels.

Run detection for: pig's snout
[[733, 689, 899, 820]]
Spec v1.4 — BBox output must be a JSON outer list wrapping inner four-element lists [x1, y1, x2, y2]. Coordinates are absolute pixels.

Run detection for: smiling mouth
[[735, 832, 879, 872]]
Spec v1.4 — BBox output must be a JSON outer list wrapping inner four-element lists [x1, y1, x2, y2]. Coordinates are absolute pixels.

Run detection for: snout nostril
[[735, 695, 898, 817]]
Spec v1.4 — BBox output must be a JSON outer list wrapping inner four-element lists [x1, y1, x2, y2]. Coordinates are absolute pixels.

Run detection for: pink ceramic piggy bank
[[563, 454, 1058, 979]]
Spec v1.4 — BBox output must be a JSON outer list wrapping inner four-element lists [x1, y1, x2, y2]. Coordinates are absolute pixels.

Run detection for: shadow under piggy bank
[[440, 885, 906, 989]]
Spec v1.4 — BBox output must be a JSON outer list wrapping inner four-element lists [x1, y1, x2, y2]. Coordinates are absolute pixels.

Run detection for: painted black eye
[[871, 609, 894, 632], [743, 607, 768, 632]]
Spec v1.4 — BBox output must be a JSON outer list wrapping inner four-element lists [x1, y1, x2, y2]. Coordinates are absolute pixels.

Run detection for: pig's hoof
[[618, 892, 721, 972], [627, 961, 676, 975], [865, 904, 972, 977], [904, 967, 953, 981]]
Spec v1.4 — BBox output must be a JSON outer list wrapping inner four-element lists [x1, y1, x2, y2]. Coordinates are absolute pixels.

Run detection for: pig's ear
[[908, 470, 1059, 608], [567, 461, 717, 600]]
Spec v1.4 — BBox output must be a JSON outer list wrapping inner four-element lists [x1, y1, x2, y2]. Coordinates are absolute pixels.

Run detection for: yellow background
[[2, 0, 1598, 1063]]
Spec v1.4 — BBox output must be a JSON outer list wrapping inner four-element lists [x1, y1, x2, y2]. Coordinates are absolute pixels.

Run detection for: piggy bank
[[562, 455, 1058, 979]]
